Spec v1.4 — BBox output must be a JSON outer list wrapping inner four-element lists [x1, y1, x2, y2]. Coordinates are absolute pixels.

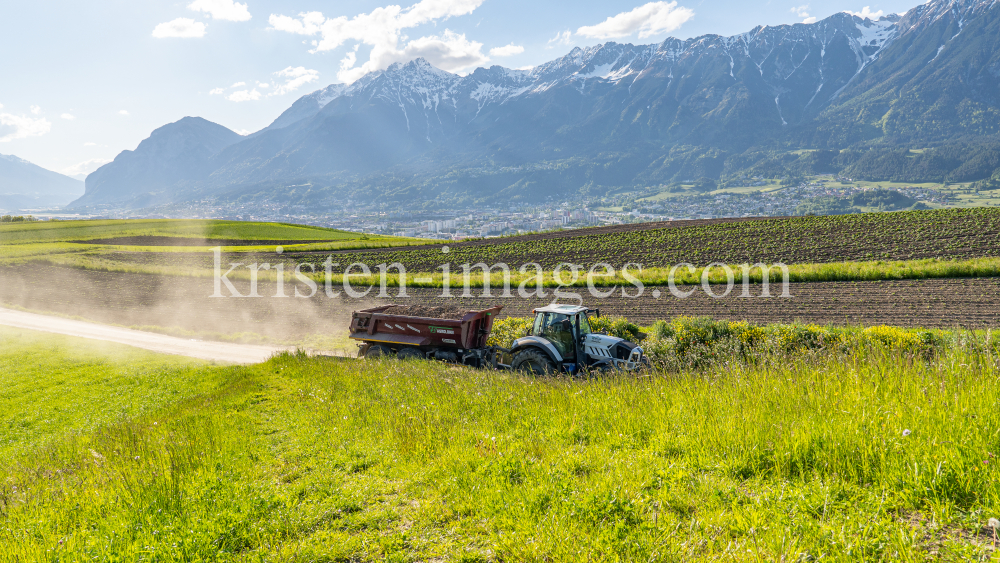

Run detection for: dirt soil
[[383, 304, 471, 320], [1, 264, 998, 352]]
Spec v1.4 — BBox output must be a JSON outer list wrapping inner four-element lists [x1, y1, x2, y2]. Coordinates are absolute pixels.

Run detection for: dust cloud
[[0, 262, 386, 354]]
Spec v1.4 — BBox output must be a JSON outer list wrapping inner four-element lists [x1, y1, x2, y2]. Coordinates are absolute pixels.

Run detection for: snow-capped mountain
[[265, 11, 900, 138], [75, 0, 1000, 209]]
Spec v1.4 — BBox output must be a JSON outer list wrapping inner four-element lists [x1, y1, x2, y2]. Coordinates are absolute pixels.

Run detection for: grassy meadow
[[0, 219, 428, 264], [0, 219, 400, 244], [1, 326, 999, 561]]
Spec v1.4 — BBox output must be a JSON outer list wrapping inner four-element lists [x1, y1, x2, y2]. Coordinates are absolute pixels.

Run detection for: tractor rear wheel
[[511, 349, 557, 375], [365, 344, 393, 359]]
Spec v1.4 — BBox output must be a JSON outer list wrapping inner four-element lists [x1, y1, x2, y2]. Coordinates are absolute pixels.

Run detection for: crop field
[[7, 208, 1000, 290], [2, 327, 998, 560], [285, 207, 1000, 271]]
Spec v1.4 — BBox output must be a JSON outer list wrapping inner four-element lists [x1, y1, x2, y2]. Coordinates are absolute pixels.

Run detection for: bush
[[861, 325, 940, 356], [487, 317, 533, 348], [639, 317, 941, 369], [589, 315, 645, 342], [488, 315, 945, 369]]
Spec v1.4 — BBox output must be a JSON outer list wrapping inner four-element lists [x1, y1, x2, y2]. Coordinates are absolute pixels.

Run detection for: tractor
[[508, 304, 647, 374]]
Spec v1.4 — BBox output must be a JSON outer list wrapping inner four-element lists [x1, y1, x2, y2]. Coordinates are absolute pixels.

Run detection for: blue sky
[[0, 0, 921, 179]]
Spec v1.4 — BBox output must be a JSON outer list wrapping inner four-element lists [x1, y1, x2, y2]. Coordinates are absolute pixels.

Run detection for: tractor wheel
[[397, 347, 424, 360], [511, 349, 557, 375], [365, 344, 393, 359], [435, 350, 459, 363]]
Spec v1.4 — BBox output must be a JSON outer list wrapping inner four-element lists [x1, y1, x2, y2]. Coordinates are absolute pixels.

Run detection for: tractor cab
[[509, 304, 646, 374]]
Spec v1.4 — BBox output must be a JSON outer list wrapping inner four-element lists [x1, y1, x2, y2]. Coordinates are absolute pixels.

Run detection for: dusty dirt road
[[0, 307, 287, 364]]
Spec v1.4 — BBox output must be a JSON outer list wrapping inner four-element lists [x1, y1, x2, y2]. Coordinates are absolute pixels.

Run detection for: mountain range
[[74, 0, 1000, 210], [0, 154, 83, 211]]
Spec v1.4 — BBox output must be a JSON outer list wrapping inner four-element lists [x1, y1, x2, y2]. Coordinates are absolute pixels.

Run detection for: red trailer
[[349, 304, 503, 366]]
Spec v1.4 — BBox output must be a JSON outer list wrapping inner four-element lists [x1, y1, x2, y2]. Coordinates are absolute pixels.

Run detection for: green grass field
[[0, 218, 426, 246], [0, 327, 219, 460], [2, 327, 998, 561], [0, 219, 429, 273]]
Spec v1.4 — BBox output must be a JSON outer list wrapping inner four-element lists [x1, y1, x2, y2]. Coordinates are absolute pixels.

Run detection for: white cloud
[[271, 67, 320, 95], [0, 114, 52, 142], [60, 113, 75, 120], [576, 1, 693, 40], [268, 11, 326, 35], [211, 71, 316, 101], [227, 89, 261, 102], [847, 6, 884, 19], [152, 18, 207, 38], [269, 0, 488, 82], [333, 28, 488, 82], [61, 158, 112, 179], [547, 30, 573, 49], [234, 129, 251, 135], [119, 110, 129, 115], [340, 44, 360, 72], [30, 105, 42, 115], [791, 5, 817, 23], [490, 43, 524, 57], [83, 142, 96, 146], [188, 0, 251, 22]]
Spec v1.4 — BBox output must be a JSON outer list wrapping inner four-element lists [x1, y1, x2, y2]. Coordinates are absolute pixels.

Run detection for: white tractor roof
[[533, 304, 589, 315]]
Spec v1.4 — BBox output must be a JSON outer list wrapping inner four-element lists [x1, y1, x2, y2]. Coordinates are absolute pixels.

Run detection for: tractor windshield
[[578, 313, 593, 335], [534, 312, 575, 358]]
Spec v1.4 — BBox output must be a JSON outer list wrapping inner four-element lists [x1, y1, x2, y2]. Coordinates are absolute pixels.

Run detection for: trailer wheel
[[365, 344, 392, 359], [435, 350, 459, 363], [397, 347, 424, 360], [511, 349, 556, 375]]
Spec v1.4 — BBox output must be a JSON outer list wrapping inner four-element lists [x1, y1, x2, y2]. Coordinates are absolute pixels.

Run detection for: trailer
[[349, 303, 648, 375], [349, 305, 503, 367]]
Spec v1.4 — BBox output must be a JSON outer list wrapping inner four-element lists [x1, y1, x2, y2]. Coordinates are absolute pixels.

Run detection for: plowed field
[[284, 207, 1000, 270], [2, 265, 998, 344]]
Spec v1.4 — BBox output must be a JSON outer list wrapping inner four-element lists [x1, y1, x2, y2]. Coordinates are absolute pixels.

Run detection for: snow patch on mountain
[[854, 16, 898, 50], [316, 84, 348, 108]]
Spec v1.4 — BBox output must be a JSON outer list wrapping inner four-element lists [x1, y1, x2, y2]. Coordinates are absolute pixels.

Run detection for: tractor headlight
[[627, 347, 643, 368]]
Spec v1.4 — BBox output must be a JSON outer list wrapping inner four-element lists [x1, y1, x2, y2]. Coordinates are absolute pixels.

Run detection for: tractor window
[[535, 312, 574, 357], [578, 314, 593, 335]]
